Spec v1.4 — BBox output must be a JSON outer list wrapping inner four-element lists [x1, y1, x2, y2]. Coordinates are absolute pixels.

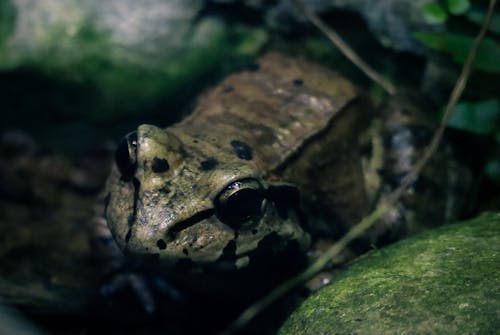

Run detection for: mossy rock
[[280, 213, 500, 335]]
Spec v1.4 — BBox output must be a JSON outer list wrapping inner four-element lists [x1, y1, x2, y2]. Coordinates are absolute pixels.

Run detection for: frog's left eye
[[215, 179, 265, 229], [115, 131, 138, 181]]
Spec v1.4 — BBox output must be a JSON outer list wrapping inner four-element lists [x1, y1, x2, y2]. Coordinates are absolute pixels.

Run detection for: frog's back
[[174, 52, 360, 175]]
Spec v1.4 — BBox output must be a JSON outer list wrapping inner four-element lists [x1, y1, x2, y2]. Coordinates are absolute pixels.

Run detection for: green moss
[[280, 213, 500, 335]]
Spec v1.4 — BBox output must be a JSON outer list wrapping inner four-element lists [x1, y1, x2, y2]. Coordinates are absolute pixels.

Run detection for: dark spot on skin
[[157, 239, 167, 250], [193, 139, 199, 143], [293, 78, 304, 86], [159, 186, 170, 194], [178, 147, 190, 159], [125, 229, 132, 242], [247, 62, 260, 71], [199, 158, 218, 171], [230, 140, 253, 160], [182, 248, 189, 255], [223, 86, 234, 93], [151, 157, 169, 173]]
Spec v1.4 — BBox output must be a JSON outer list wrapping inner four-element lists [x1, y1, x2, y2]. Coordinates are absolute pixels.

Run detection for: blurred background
[[0, 0, 499, 334]]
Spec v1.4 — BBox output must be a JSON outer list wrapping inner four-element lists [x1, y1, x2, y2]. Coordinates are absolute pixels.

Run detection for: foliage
[[448, 99, 500, 135], [422, 2, 450, 24], [422, 0, 471, 24], [466, 7, 500, 33], [414, 32, 500, 72], [419, 0, 500, 71], [417, 1, 500, 182], [447, 0, 471, 15]]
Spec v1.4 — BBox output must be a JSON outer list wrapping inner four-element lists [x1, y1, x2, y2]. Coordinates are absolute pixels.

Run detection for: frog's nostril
[[157, 239, 167, 250]]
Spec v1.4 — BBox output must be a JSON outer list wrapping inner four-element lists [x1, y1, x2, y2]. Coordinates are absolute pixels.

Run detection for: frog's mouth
[[165, 203, 310, 273], [164, 195, 308, 269], [166, 208, 216, 238]]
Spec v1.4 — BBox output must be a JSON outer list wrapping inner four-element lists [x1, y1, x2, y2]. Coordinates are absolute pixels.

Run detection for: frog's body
[[105, 53, 376, 270], [103, 53, 466, 290]]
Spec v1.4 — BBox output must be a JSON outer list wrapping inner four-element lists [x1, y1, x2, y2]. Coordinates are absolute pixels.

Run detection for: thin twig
[[222, 0, 496, 333], [291, 0, 397, 95]]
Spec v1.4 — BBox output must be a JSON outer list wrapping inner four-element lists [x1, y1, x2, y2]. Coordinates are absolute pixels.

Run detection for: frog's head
[[106, 124, 309, 270]]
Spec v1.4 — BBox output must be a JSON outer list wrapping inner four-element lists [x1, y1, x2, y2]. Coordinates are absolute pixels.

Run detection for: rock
[[280, 213, 500, 335], [0, 0, 267, 124]]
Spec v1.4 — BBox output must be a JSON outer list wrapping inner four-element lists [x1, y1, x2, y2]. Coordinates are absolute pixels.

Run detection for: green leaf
[[446, 0, 470, 15], [447, 99, 500, 135], [422, 2, 449, 24], [413, 32, 500, 72], [466, 8, 500, 35]]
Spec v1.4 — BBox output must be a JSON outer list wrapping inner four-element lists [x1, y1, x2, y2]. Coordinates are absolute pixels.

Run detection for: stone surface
[[280, 213, 500, 335]]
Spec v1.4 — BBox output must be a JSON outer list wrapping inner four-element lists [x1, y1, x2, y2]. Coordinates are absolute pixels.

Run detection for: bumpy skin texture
[[105, 53, 369, 269]]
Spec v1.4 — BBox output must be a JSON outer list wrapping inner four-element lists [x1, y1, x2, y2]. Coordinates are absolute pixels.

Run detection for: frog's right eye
[[215, 179, 265, 229], [115, 131, 138, 181]]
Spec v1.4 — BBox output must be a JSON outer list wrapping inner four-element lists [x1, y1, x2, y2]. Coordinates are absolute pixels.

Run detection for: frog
[[99, 52, 468, 312]]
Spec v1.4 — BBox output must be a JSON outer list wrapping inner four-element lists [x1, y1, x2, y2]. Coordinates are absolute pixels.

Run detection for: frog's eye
[[215, 179, 265, 229], [115, 131, 138, 181]]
